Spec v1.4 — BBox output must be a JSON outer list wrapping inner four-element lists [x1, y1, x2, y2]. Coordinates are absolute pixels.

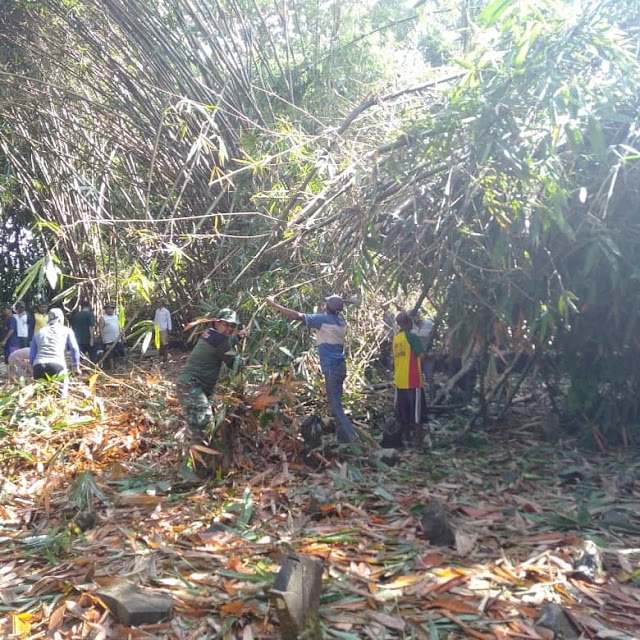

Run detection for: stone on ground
[[420, 499, 455, 547], [369, 448, 400, 467], [535, 603, 580, 639], [271, 553, 324, 640], [96, 581, 173, 626]]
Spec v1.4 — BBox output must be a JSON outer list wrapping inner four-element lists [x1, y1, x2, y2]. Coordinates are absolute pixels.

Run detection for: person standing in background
[[14, 301, 33, 348], [72, 300, 97, 361], [154, 298, 172, 363], [98, 302, 123, 370], [33, 300, 49, 334], [379, 300, 399, 370], [0, 304, 20, 364], [392, 311, 428, 448], [1, 304, 20, 363], [409, 308, 437, 396]]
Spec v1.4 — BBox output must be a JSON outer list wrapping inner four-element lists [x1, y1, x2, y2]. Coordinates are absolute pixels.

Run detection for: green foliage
[[71, 470, 110, 511], [0, 205, 46, 305], [327, 0, 640, 435], [127, 319, 156, 354]]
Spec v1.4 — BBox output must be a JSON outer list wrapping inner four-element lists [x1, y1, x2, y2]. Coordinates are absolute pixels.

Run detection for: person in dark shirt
[[177, 308, 249, 480], [1, 304, 20, 364], [71, 300, 97, 360]]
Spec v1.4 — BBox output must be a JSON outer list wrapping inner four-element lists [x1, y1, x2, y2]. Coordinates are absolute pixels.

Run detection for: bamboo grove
[[1, 0, 639, 439]]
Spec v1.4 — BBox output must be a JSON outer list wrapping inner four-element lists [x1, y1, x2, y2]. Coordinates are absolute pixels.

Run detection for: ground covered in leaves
[[0, 357, 639, 639]]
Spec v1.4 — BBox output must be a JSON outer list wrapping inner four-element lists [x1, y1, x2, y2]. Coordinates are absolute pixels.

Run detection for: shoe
[[336, 428, 359, 444], [407, 425, 426, 447]]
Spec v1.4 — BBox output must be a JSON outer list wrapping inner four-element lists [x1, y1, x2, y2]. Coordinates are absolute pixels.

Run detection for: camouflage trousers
[[177, 380, 213, 442]]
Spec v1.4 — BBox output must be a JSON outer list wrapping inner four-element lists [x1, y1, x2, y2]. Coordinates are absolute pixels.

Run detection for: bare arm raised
[[265, 296, 305, 323]]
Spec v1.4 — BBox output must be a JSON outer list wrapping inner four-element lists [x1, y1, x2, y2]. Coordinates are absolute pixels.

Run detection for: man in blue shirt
[[266, 294, 359, 444], [1, 304, 20, 364]]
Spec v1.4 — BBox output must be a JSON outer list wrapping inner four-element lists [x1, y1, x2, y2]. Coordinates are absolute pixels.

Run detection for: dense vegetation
[[1, 0, 639, 440], [1, 3, 640, 639]]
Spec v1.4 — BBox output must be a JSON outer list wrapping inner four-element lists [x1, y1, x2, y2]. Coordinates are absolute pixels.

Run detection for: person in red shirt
[[392, 311, 428, 447]]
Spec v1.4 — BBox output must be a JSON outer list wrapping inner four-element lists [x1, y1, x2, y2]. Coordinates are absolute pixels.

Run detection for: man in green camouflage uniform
[[177, 308, 248, 480]]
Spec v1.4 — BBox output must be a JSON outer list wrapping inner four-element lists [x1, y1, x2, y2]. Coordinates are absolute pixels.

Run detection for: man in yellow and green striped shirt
[[392, 311, 428, 446]]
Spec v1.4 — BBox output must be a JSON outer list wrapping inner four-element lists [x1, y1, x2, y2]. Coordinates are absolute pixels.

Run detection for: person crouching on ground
[[30, 308, 81, 398], [8, 347, 32, 379], [392, 311, 428, 447], [265, 293, 360, 444], [177, 308, 250, 479]]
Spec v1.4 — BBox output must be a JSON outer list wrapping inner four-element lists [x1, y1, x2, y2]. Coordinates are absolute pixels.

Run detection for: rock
[[72, 511, 97, 532], [572, 539, 603, 583], [369, 448, 400, 467], [535, 603, 580, 639], [96, 581, 173, 626], [307, 486, 334, 519], [420, 500, 455, 547], [300, 415, 324, 450], [615, 471, 635, 495], [271, 554, 323, 640]]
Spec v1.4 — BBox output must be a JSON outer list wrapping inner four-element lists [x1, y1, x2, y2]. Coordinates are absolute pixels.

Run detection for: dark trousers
[[33, 362, 69, 397], [33, 362, 65, 379], [79, 343, 97, 362]]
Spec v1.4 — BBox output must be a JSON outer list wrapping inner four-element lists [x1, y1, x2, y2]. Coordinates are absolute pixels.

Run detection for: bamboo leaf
[[44, 255, 61, 290], [142, 329, 154, 354], [478, 0, 517, 26], [13, 258, 45, 301]]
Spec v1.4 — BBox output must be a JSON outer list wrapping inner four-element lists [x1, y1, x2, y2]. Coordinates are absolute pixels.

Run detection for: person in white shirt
[[154, 298, 172, 363], [409, 308, 436, 384], [98, 302, 123, 370], [14, 301, 33, 348]]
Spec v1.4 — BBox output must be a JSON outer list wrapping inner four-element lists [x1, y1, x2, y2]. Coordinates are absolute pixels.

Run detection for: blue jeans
[[323, 361, 359, 443]]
